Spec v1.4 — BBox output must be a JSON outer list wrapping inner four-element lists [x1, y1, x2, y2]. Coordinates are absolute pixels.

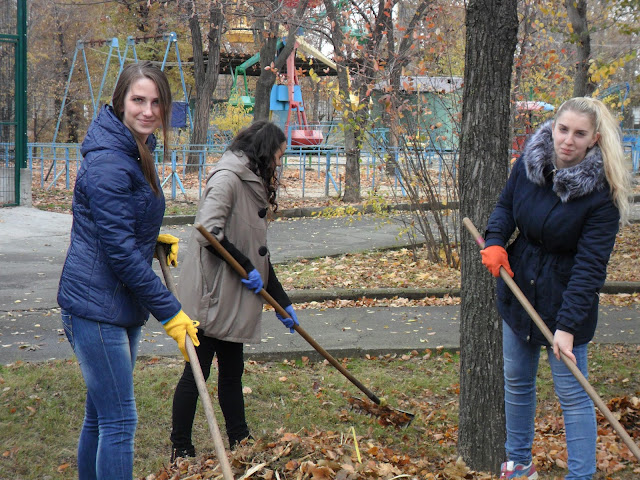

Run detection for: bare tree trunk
[[323, 0, 364, 202], [188, 1, 223, 170], [253, 0, 308, 122], [565, 0, 594, 97], [458, 0, 518, 473], [253, 25, 280, 122], [54, 7, 79, 143]]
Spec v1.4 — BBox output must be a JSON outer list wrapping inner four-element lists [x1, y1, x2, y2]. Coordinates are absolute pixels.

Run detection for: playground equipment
[[269, 37, 340, 146], [226, 15, 260, 112], [284, 39, 322, 146], [512, 100, 554, 153], [229, 57, 257, 112], [53, 32, 192, 143], [228, 39, 286, 113]]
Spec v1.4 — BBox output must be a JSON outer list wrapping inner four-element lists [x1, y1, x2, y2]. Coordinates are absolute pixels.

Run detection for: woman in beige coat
[[169, 121, 299, 460]]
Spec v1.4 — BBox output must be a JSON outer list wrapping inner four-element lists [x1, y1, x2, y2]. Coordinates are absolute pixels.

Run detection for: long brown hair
[[228, 121, 286, 211], [112, 61, 172, 195]]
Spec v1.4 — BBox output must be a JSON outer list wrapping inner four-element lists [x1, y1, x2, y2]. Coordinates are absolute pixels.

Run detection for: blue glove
[[276, 305, 299, 333], [241, 269, 263, 294]]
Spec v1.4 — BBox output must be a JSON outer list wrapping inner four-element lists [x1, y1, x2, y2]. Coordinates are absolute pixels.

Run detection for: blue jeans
[[62, 311, 141, 480], [503, 321, 596, 480]]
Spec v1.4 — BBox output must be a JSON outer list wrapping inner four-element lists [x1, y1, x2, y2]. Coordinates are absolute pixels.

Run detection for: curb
[[288, 287, 460, 303], [162, 202, 460, 225], [286, 282, 640, 303], [163, 195, 640, 225]]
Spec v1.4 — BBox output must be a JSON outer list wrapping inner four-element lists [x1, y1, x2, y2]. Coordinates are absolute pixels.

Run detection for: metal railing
[[6, 127, 635, 202]]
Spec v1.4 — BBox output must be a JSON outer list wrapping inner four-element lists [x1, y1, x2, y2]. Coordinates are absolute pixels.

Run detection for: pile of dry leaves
[[140, 396, 640, 480]]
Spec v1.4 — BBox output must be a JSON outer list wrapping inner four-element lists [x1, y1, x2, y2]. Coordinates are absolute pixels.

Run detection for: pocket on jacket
[[107, 282, 124, 318]]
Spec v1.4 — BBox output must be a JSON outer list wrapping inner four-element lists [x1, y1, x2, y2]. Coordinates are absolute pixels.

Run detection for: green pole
[[15, 0, 28, 204]]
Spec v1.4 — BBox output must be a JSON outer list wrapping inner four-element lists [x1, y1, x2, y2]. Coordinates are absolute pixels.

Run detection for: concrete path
[[0, 206, 638, 365]]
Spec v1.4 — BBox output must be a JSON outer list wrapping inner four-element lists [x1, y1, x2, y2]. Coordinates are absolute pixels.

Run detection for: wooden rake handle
[[194, 223, 382, 406], [462, 217, 640, 462], [155, 245, 235, 480]]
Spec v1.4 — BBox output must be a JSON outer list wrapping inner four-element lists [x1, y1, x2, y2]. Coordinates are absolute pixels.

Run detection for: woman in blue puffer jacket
[[57, 61, 199, 480], [481, 97, 630, 480]]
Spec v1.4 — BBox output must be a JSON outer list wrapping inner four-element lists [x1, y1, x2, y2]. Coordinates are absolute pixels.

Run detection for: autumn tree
[[458, 0, 518, 473], [183, 0, 224, 169], [375, 1, 464, 267], [322, 0, 410, 203], [27, 0, 99, 142], [565, 0, 594, 96], [586, 0, 639, 126]]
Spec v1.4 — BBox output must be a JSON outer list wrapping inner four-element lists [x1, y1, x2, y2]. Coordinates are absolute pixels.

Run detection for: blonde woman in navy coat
[[481, 97, 630, 480]]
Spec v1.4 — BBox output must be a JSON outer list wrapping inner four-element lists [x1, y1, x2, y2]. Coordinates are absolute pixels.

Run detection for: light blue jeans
[[503, 321, 596, 480], [62, 311, 141, 480]]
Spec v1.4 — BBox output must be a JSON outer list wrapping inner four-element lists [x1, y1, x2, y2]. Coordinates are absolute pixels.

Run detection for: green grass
[[164, 201, 198, 216], [1, 345, 639, 479]]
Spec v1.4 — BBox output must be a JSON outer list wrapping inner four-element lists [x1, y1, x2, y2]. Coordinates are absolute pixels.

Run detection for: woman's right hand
[[480, 245, 514, 277], [162, 310, 200, 362]]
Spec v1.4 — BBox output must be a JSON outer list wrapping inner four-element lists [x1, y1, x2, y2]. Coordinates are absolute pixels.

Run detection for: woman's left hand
[[553, 329, 576, 364], [276, 305, 299, 333]]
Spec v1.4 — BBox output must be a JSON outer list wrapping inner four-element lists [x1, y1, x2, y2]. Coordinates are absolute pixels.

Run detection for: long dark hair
[[112, 61, 172, 195], [228, 121, 286, 210]]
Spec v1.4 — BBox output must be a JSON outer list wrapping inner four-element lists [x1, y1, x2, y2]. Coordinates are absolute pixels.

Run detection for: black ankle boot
[[229, 434, 254, 450], [170, 446, 196, 463]]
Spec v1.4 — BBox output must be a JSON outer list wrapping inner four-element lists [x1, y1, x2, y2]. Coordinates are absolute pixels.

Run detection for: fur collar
[[523, 120, 606, 202]]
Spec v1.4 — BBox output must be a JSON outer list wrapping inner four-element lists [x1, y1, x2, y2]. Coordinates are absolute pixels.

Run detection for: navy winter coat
[[484, 121, 619, 346], [57, 105, 181, 327]]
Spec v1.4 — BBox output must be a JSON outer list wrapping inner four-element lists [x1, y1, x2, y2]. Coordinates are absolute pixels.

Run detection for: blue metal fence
[[4, 128, 637, 201], [623, 130, 640, 174]]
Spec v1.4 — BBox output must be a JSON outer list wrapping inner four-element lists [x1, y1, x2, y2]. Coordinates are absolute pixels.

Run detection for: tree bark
[[54, 6, 79, 143], [565, 0, 593, 97], [253, 0, 308, 122], [324, 0, 358, 201], [458, 0, 518, 473], [188, 0, 223, 170]]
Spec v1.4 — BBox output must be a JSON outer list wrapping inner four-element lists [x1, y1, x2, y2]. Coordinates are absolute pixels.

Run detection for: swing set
[[49, 32, 192, 197], [52, 31, 192, 144]]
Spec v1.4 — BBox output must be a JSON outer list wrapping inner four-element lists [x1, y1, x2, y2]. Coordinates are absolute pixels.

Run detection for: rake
[[463, 217, 640, 461], [155, 245, 235, 480], [194, 223, 415, 427]]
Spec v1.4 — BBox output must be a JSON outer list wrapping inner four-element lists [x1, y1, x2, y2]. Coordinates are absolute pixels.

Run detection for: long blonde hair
[[556, 97, 631, 223]]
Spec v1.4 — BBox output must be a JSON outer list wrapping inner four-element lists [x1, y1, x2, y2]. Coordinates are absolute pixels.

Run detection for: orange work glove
[[480, 245, 514, 278]]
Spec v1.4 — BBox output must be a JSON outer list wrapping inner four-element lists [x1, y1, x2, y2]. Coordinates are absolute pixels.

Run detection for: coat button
[[258, 208, 267, 218], [258, 246, 268, 256], [530, 279, 535, 285]]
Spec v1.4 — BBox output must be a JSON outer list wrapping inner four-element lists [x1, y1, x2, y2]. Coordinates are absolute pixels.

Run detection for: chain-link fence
[[1, 0, 27, 207]]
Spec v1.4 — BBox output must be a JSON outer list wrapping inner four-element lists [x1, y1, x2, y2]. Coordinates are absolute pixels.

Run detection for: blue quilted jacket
[[485, 121, 619, 346], [57, 105, 181, 327]]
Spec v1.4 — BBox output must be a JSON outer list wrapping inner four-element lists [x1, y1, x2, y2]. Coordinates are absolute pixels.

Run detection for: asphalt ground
[[0, 206, 638, 365]]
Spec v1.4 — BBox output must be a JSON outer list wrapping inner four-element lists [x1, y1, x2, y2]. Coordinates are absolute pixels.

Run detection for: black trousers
[[170, 332, 250, 449]]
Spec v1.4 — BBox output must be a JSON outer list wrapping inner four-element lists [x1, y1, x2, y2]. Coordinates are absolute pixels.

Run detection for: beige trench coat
[[177, 151, 270, 343]]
